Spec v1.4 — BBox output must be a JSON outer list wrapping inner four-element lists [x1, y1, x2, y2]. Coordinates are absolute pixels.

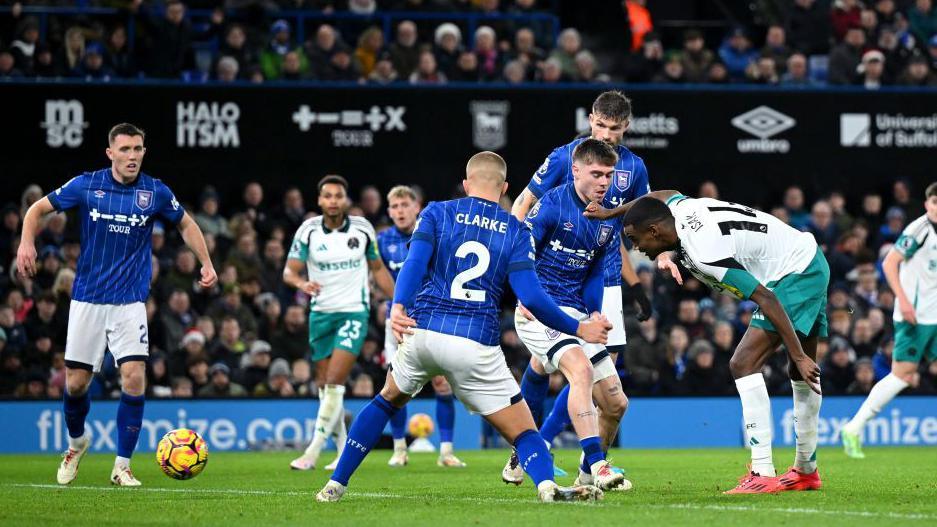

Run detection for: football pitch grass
[[2, 447, 935, 526]]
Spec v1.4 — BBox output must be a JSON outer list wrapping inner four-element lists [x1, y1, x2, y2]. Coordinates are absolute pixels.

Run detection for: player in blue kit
[[378, 185, 465, 468], [16, 123, 217, 486], [508, 92, 661, 472], [504, 139, 630, 492], [316, 152, 611, 503]]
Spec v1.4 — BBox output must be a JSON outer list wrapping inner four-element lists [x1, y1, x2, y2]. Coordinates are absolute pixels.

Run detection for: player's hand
[[300, 280, 322, 296], [899, 298, 917, 325], [15, 241, 37, 279], [657, 252, 682, 285], [199, 265, 218, 289], [390, 303, 416, 343], [576, 316, 612, 345], [517, 302, 535, 321], [583, 201, 611, 220], [792, 355, 822, 395], [628, 283, 652, 321]]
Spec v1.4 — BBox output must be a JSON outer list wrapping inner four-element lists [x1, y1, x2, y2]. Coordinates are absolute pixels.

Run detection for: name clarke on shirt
[[455, 213, 508, 233]]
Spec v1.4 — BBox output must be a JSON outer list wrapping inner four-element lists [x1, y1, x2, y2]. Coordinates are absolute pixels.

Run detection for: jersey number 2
[[450, 241, 490, 302]]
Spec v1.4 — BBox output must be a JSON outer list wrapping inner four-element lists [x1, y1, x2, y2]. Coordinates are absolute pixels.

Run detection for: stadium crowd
[[1, 177, 935, 401], [1, 0, 937, 86]]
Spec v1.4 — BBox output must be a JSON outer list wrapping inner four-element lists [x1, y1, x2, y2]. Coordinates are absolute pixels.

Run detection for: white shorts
[[390, 329, 520, 416], [603, 285, 627, 353], [514, 306, 616, 382], [382, 320, 398, 364], [64, 300, 149, 373]]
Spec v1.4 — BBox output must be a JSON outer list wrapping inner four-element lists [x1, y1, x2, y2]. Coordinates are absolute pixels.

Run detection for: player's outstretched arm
[[368, 258, 396, 299], [749, 285, 821, 393], [16, 197, 55, 278], [177, 212, 217, 289], [882, 249, 915, 325], [583, 189, 681, 220], [509, 269, 610, 345]]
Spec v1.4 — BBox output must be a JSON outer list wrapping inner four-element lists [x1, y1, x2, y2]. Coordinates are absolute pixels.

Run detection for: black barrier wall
[[3, 82, 936, 207]]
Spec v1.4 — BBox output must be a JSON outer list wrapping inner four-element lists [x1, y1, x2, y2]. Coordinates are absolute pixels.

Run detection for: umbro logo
[[94, 190, 105, 198]]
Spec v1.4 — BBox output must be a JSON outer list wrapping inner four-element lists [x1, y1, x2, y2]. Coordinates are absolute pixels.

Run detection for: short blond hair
[[387, 185, 418, 203], [465, 151, 507, 186]]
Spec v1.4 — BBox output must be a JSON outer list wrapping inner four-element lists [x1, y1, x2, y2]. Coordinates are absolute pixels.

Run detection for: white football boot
[[388, 449, 409, 467], [537, 481, 603, 503], [316, 480, 346, 502], [289, 454, 317, 471], [501, 450, 524, 485], [110, 465, 142, 486], [591, 460, 631, 491], [56, 433, 90, 485]]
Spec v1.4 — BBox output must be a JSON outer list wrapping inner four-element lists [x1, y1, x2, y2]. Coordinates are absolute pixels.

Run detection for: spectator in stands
[[433, 23, 463, 79], [451, 50, 480, 82], [199, 363, 247, 397], [147, 353, 172, 398], [549, 28, 581, 79], [389, 20, 421, 79], [410, 49, 447, 84], [133, 0, 224, 79], [474, 26, 502, 82], [270, 304, 308, 362], [171, 376, 193, 397], [160, 290, 196, 354], [186, 353, 211, 393], [307, 24, 342, 79], [214, 24, 254, 80], [877, 25, 910, 82], [892, 179, 918, 219], [624, 30, 664, 82], [857, 49, 886, 88], [354, 27, 384, 78], [829, 25, 866, 84], [209, 315, 247, 369], [654, 52, 686, 83], [718, 27, 758, 82], [762, 24, 792, 73], [680, 29, 714, 83], [788, 0, 833, 55], [538, 56, 567, 83], [908, 0, 937, 46], [784, 185, 811, 230], [859, 7, 879, 40], [832, 0, 863, 42], [32, 43, 54, 77], [898, 52, 937, 84], [194, 187, 232, 240], [359, 186, 387, 226], [473, 0, 512, 46], [875, 0, 900, 27], [706, 60, 730, 83], [10, 17, 39, 76], [877, 206, 906, 247], [367, 55, 399, 84], [502, 59, 526, 84], [53, 26, 84, 76], [659, 325, 690, 394], [508, 27, 544, 81], [23, 292, 64, 346], [928, 35, 937, 69], [261, 20, 309, 81], [625, 0, 653, 51], [171, 329, 206, 376], [574, 50, 606, 83], [106, 25, 137, 78], [847, 357, 876, 394], [808, 200, 839, 251], [781, 52, 815, 85], [747, 56, 780, 84], [215, 56, 239, 82], [34, 245, 62, 293], [280, 50, 311, 81], [253, 358, 295, 396]]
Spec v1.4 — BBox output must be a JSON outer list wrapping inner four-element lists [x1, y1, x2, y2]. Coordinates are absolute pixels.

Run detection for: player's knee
[[728, 355, 753, 379], [65, 379, 90, 397], [606, 393, 627, 420], [569, 362, 594, 388], [120, 362, 146, 395], [432, 376, 452, 394]]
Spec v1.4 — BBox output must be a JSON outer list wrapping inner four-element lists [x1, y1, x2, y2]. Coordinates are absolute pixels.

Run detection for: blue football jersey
[[527, 137, 651, 286], [409, 197, 535, 346], [46, 168, 184, 304], [377, 225, 411, 281], [525, 183, 613, 313]]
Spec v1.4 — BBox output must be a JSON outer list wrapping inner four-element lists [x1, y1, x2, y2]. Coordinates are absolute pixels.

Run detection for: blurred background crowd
[[2, 0, 937, 87]]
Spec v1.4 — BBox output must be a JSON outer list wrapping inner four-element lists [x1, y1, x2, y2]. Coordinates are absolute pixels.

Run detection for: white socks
[[791, 380, 822, 474], [393, 438, 407, 451], [68, 432, 87, 450], [843, 373, 909, 436], [440, 442, 454, 457], [332, 412, 347, 458], [304, 384, 346, 462], [115, 456, 131, 469], [735, 373, 775, 477]]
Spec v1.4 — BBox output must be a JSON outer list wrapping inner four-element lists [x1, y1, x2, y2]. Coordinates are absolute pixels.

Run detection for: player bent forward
[[316, 152, 611, 503], [588, 191, 825, 494]]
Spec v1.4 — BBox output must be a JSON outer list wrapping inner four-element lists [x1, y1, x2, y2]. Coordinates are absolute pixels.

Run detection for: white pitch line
[[8, 484, 937, 521]]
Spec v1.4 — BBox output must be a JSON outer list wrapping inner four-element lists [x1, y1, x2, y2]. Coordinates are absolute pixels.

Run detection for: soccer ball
[[156, 428, 208, 480], [408, 413, 435, 438]]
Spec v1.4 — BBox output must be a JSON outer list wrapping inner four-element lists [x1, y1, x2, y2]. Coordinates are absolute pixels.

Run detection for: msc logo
[[41, 100, 88, 148], [177, 101, 241, 148], [731, 106, 795, 153]]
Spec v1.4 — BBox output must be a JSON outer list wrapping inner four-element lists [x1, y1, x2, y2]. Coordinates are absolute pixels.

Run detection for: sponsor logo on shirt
[[614, 170, 631, 191], [348, 238, 360, 250], [94, 190, 106, 199], [135, 189, 153, 211]]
